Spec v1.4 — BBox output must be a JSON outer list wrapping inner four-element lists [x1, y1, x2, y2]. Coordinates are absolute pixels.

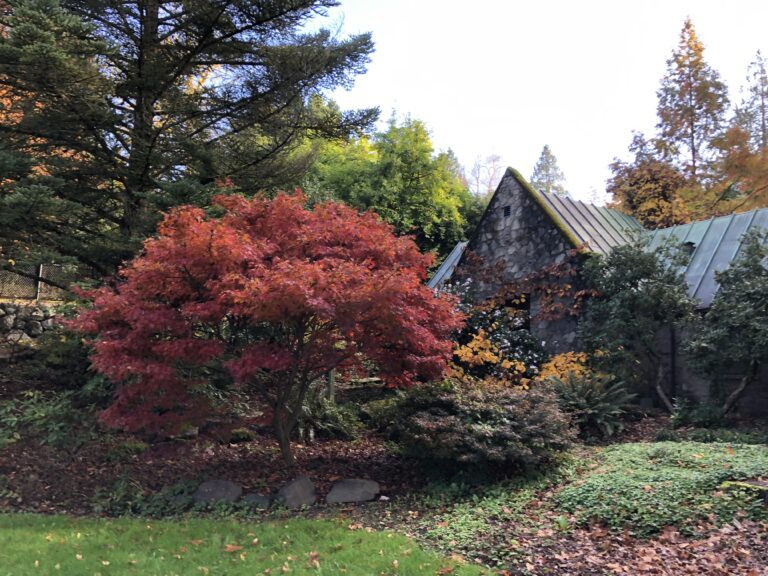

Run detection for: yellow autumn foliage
[[453, 330, 500, 366], [538, 351, 590, 382]]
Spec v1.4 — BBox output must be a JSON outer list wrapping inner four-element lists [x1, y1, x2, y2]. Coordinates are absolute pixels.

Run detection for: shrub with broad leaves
[[686, 230, 768, 415], [547, 372, 636, 439]]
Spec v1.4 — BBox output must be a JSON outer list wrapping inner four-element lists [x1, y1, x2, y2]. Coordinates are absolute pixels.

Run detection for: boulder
[[242, 493, 271, 509], [276, 476, 316, 509], [1, 315, 15, 331], [6, 330, 32, 344], [326, 479, 380, 504], [192, 479, 242, 505], [26, 321, 44, 337], [30, 308, 45, 321]]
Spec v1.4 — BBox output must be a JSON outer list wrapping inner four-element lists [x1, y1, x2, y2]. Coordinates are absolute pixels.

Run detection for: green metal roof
[[428, 168, 768, 309], [648, 209, 768, 308], [533, 185, 644, 254], [427, 241, 467, 289]]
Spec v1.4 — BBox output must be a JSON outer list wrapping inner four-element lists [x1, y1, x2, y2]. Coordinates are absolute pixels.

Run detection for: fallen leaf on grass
[[224, 544, 243, 553], [189, 539, 204, 546]]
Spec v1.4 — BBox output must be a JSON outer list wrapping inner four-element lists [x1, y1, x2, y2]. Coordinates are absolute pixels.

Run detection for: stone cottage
[[430, 168, 768, 415]]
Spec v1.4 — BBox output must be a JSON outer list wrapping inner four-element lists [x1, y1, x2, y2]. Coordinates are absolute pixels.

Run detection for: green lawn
[[0, 515, 489, 576]]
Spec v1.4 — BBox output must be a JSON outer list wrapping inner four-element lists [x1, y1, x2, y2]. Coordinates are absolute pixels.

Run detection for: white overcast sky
[[325, 1, 768, 202]]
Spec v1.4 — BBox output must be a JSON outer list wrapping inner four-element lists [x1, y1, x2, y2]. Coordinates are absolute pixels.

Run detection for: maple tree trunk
[[272, 370, 314, 467], [721, 360, 758, 416], [274, 409, 296, 466]]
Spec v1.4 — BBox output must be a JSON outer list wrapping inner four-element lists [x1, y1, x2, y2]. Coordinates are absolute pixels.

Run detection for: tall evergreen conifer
[[530, 144, 568, 198], [0, 0, 376, 275]]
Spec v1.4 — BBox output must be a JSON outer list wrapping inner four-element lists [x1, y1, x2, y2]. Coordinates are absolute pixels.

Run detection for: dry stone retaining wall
[[0, 303, 57, 344]]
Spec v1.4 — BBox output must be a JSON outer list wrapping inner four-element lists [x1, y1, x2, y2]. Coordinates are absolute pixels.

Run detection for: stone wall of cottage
[[464, 170, 578, 353], [656, 327, 768, 417]]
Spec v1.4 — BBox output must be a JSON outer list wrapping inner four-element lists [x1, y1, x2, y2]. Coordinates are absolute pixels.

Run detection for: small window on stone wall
[[502, 205, 511, 217]]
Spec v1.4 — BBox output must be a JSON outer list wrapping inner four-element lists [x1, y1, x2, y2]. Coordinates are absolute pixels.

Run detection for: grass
[[556, 441, 768, 536], [0, 514, 490, 576]]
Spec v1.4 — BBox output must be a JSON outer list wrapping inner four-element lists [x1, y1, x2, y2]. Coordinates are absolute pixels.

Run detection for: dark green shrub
[[548, 372, 635, 439], [360, 394, 406, 431], [670, 398, 726, 429], [0, 390, 99, 451], [654, 428, 681, 442], [389, 381, 574, 470], [105, 439, 149, 463], [229, 427, 256, 443], [28, 328, 92, 391], [93, 477, 199, 517], [578, 243, 695, 396], [655, 424, 768, 444], [685, 231, 768, 414], [684, 427, 767, 444], [300, 384, 363, 440]]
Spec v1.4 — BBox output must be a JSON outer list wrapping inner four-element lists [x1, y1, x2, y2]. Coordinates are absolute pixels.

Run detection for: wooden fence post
[[34, 264, 43, 302]]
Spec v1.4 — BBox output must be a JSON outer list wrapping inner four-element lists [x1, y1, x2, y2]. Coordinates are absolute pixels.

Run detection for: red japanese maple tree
[[72, 192, 463, 463]]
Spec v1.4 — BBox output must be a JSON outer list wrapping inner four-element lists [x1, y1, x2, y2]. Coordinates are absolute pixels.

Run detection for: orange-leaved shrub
[[71, 193, 464, 463]]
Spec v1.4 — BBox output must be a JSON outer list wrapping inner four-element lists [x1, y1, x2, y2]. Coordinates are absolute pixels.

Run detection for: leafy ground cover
[[329, 441, 768, 574], [0, 515, 488, 576], [557, 442, 768, 536]]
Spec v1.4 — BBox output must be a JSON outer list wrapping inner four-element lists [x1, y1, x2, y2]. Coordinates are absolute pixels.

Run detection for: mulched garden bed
[[0, 432, 426, 515]]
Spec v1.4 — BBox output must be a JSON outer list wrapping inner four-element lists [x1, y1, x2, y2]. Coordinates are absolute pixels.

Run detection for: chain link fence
[[0, 264, 83, 302]]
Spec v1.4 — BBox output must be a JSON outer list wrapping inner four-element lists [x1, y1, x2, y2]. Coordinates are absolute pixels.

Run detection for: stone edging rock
[[190, 477, 381, 510]]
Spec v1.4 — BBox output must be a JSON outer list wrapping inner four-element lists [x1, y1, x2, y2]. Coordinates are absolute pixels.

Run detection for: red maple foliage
[[71, 192, 463, 462]]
